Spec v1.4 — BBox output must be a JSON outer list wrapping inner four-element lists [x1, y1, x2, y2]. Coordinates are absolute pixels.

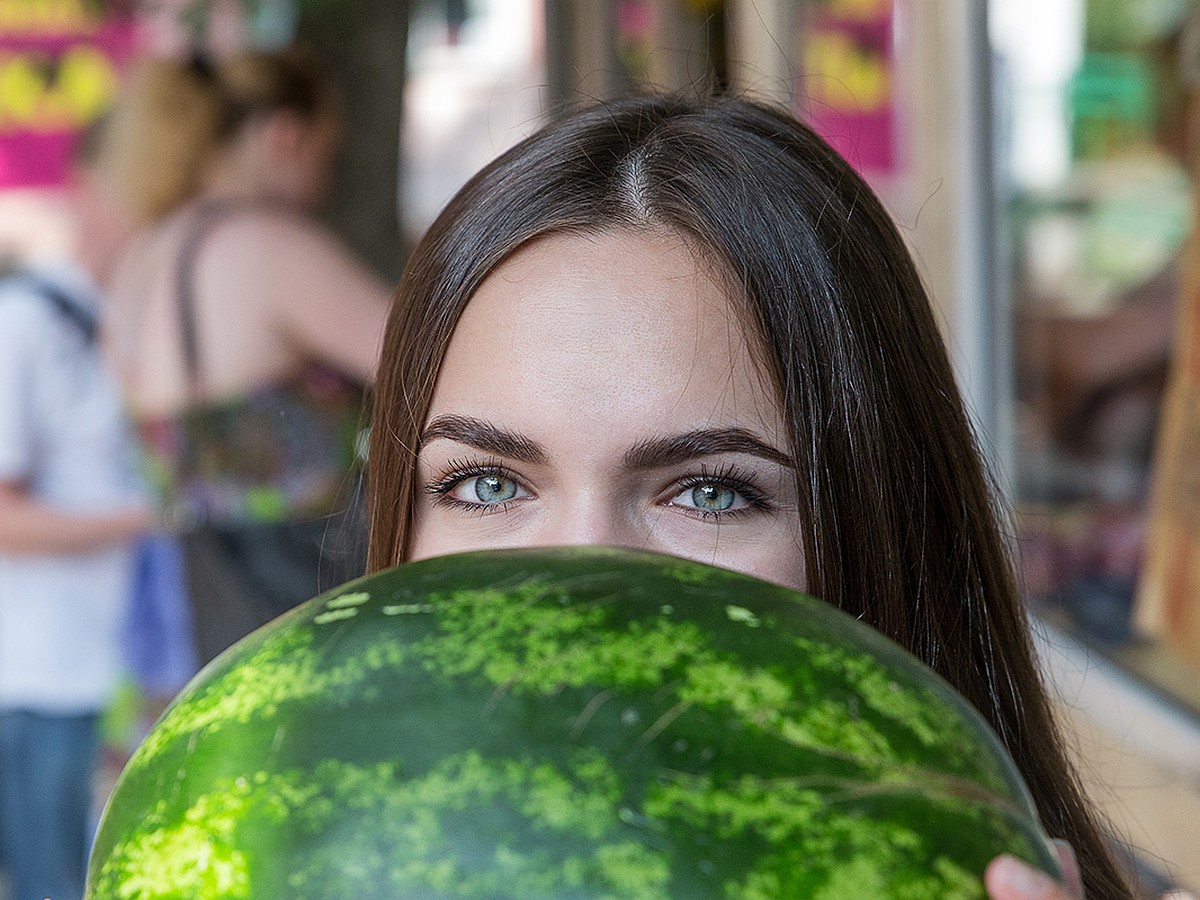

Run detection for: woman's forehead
[[464, 229, 741, 339], [427, 229, 786, 449]]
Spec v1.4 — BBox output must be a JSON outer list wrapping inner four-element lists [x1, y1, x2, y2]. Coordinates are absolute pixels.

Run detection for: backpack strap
[[2, 271, 98, 344]]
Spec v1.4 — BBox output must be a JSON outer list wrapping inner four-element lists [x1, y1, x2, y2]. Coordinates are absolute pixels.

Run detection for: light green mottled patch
[[591, 843, 672, 899], [811, 854, 888, 897], [414, 583, 708, 693], [927, 858, 986, 900], [99, 751, 669, 899], [647, 772, 988, 899], [126, 628, 408, 771], [675, 658, 894, 769], [382, 603, 434, 616], [93, 779, 257, 899], [324, 591, 370, 610], [645, 773, 825, 844], [659, 560, 718, 585], [724, 605, 762, 627], [813, 855, 889, 899], [412, 580, 986, 780], [775, 699, 892, 762], [792, 635, 1007, 790], [313, 608, 358, 625], [679, 661, 790, 723]]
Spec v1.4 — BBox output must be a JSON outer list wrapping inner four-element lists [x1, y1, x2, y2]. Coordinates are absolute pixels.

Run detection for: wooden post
[[1135, 23, 1200, 668]]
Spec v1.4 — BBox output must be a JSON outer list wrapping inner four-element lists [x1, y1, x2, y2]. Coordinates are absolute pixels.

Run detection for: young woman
[[366, 94, 1133, 898], [97, 47, 391, 663]]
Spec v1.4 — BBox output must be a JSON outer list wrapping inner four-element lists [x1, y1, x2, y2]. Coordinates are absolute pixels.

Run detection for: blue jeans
[[0, 710, 98, 900]]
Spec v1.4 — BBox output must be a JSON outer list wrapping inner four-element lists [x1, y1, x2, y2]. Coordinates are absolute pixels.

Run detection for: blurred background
[[2, 0, 1200, 896]]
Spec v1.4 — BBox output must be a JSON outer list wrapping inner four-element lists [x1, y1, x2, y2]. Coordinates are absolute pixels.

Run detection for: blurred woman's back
[[98, 47, 391, 662]]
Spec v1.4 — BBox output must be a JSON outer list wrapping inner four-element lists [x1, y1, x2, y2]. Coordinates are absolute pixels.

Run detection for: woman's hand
[[985, 841, 1083, 900], [986, 843, 1199, 900]]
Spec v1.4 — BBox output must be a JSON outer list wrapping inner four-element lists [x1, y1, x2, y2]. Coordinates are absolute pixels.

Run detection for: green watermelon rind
[[92, 750, 1048, 899], [89, 546, 1062, 899]]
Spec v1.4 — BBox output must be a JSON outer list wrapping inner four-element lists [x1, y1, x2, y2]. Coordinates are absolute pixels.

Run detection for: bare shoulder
[[205, 205, 342, 264], [199, 207, 390, 382], [108, 216, 180, 298], [208, 206, 388, 298]]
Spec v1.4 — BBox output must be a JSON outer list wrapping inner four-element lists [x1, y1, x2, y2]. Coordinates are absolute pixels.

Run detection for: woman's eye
[[434, 470, 529, 508], [689, 483, 736, 512], [467, 474, 519, 503], [670, 480, 750, 514], [663, 466, 774, 518]]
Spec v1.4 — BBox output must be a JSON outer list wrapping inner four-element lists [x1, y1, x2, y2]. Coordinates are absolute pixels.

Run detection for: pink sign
[[0, 2, 138, 188], [797, 0, 896, 179]]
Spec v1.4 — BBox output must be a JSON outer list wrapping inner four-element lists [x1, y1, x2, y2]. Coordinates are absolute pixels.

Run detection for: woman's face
[[409, 229, 806, 590]]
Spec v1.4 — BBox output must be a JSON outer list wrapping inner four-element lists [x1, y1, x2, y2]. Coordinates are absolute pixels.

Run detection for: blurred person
[[0, 131, 152, 900], [96, 46, 392, 664]]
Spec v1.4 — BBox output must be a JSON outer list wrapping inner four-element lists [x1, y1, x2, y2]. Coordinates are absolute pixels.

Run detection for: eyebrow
[[420, 415, 793, 470], [421, 415, 550, 464], [623, 428, 795, 470]]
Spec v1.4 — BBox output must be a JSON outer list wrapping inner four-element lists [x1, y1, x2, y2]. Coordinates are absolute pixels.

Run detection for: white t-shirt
[[0, 266, 145, 713]]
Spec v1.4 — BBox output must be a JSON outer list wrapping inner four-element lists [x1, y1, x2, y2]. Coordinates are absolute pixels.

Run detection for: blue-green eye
[[474, 474, 518, 503], [426, 463, 529, 512], [667, 466, 770, 519], [691, 483, 735, 511]]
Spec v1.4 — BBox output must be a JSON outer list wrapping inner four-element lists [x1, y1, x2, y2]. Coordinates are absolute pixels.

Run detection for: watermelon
[[87, 546, 1061, 899]]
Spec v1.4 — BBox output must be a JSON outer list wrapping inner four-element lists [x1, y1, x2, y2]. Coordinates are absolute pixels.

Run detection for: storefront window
[[400, 0, 546, 241], [996, 0, 1200, 703]]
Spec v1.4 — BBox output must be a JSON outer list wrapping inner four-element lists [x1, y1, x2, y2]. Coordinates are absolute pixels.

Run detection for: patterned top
[[135, 198, 368, 529], [139, 366, 365, 529]]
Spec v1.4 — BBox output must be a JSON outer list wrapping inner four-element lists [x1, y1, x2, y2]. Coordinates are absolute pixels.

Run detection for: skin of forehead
[[433, 227, 786, 449]]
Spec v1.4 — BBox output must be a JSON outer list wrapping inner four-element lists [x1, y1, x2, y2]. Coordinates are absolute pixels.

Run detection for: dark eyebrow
[[623, 428, 794, 470], [420, 415, 549, 464]]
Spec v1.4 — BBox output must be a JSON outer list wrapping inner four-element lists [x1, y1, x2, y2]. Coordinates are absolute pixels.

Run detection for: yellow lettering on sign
[[828, 0, 892, 21], [0, 46, 120, 134], [57, 45, 117, 121], [0, 55, 45, 129], [805, 32, 889, 113]]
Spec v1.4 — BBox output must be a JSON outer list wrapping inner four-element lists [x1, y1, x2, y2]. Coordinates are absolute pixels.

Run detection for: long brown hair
[[95, 44, 336, 222], [368, 94, 1133, 898]]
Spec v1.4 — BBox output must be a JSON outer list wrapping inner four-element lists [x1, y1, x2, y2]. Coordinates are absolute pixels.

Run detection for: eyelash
[[669, 463, 774, 520], [424, 456, 526, 517], [424, 458, 774, 520]]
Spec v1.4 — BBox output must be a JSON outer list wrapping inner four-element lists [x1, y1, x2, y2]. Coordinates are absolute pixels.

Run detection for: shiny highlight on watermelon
[[87, 546, 1061, 898]]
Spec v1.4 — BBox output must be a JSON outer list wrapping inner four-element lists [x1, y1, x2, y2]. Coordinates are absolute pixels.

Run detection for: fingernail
[[994, 855, 1059, 898], [1050, 838, 1083, 896], [1049, 838, 1077, 871]]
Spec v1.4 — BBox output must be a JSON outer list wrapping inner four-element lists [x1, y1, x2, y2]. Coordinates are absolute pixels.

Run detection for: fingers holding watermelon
[[986, 840, 1083, 900]]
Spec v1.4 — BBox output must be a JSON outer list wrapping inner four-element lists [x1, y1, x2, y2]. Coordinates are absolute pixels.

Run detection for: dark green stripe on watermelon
[[87, 546, 1061, 899]]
